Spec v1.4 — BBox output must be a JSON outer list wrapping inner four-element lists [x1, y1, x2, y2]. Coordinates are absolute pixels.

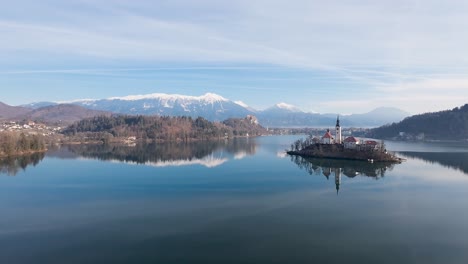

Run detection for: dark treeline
[[0, 131, 47, 157], [62, 115, 267, 143], [368, 104, 468, 140]]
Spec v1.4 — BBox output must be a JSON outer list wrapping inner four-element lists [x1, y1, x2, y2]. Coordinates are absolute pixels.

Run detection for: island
[[287, 117, 403, 163]]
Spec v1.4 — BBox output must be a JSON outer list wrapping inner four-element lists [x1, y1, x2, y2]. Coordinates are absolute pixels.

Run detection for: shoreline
[[61, 134, 260, 145], [287, 150, 404, 162], [286, 143, 404, 163]]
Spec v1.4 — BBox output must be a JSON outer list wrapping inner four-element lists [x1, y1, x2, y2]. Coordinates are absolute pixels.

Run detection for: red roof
[[365, 140, 378, 145], [322, 131, 333, 139], [344, 136, 359, 143]]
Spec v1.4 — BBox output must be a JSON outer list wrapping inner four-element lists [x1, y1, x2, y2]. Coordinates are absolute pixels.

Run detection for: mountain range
[[5, 92, 409, 127]]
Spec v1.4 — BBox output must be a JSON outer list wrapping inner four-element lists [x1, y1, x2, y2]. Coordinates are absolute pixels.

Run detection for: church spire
[[335, 168, 341, 195], [335, 115, 342, 144]]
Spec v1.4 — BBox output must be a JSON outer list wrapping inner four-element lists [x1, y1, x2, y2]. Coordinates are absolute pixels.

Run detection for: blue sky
[[1, 0, 468, 114]]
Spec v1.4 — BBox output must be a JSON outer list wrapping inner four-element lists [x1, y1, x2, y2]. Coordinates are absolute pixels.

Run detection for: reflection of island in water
[[50, 138, 258, 168], [0, 153, 45, 176], [399, 152, 468, 175], [290, 155, 397, 193]]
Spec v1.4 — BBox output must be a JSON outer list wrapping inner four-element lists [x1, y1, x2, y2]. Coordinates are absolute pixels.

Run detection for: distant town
[[0, 121, 62, 136]]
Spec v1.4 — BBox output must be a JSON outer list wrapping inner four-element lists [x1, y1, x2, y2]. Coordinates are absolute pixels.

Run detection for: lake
[[1, 136, 468, 264]]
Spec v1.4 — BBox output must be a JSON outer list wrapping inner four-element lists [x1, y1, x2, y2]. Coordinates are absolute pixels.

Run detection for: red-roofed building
[[322, 129, 334, 144], [365, 140, 379, 150], [344, 136, 359, 149]]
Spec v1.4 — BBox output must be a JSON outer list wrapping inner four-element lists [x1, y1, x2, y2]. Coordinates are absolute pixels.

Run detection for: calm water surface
[[1, 136, 468, 264]]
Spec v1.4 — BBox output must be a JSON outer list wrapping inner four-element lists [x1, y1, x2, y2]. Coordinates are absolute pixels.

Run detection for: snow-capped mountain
[[264, 102, 304, 113], [65, 93, 252, 121], [106, 92, 228, 104], [273, 102, 303, 112], [17, 92, 410, 127], [21, 101, 58, 109]]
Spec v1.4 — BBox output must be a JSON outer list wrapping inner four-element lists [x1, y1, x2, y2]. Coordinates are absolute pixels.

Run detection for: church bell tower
[[335, 168, 341, 195], [335, 116, 342, 144]]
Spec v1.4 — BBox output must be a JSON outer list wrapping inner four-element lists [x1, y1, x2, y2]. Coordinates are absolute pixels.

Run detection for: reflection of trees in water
[[0, 153, 45, 176], [399, 152, 468, 175], [63, 138, 257, 165], [290, 155, 396, 179]]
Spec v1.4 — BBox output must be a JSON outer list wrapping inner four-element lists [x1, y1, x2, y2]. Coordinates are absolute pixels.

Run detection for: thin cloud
[[317, 85, 466, 115], [0, 66, 281, 75]]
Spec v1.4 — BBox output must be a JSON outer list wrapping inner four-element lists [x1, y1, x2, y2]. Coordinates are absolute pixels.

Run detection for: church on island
[[287, 116, 402, 163], [321, 117, 378, 150]]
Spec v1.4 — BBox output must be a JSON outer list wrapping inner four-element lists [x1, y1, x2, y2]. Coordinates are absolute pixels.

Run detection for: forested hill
[[62, 115, 267, 142], [367, 104, 468, 140]]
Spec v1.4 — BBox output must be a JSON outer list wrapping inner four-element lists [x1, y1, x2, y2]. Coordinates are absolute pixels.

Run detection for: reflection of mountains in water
[[291, 155, 396, 179], [50, 138, 257, 168], [399, 152, 468, 175], [0, 153, 45, 176]]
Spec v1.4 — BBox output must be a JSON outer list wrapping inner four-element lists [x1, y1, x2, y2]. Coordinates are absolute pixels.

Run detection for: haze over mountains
[[6, 92, 409, 127]]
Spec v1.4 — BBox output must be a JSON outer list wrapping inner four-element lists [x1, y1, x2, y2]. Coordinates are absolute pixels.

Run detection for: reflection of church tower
[[334, 168, 341, 195], [322, 167, 331, 179], [335, 116, 342, 144]]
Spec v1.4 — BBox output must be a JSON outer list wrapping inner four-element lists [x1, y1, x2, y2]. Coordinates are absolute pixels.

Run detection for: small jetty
[[286, 116, 403, 163]]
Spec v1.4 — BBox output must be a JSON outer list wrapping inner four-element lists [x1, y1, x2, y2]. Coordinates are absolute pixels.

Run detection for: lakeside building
[[344, 136, 359, 149]]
